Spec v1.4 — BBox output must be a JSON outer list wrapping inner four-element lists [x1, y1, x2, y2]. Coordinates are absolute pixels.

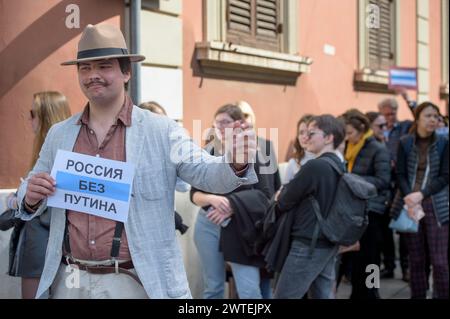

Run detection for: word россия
[[65, 159, 124, 180]]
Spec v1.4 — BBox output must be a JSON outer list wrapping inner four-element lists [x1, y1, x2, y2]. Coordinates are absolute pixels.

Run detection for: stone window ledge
[[195, 41, 312, 85], [440, 83, 449, 99], [354, 68, 396, 93]]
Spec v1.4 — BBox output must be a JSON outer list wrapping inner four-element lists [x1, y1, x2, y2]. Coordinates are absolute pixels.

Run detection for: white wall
[[141, 66, 183, 120], [139, 3, 184, 120], [0, 189, 21, 299], [174, 190, 203, 298]]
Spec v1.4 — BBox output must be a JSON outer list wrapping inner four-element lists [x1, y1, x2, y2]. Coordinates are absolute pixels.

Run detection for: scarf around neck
[[345, 129, 373, 172]]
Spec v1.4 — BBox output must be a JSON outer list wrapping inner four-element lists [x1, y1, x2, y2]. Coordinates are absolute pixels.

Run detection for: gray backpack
[[309, 157, 377, 251]]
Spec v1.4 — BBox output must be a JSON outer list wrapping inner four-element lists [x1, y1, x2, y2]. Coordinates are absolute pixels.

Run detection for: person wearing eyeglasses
[[273, 115, 346, 299], [366, 112, 388, 143], [234, 101, 281, 297], [378, 96, 417, 282], [378, 94, 417, 158], [342, 109, 391, 299], [364, 110, 401, 284], [3, 91, 71, 299], [235, 101, 281, 196], [190, 104, 272, 299]]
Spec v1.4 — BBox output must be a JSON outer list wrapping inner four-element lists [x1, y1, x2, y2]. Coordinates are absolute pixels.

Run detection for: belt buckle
[[65, 256, 72, 267]]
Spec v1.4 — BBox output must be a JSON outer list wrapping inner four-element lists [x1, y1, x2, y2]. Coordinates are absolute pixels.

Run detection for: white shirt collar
[[321, 150, 345, 163]]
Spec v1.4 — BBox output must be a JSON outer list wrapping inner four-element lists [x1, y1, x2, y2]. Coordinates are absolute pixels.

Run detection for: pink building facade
[[1, 0, 448, 189]]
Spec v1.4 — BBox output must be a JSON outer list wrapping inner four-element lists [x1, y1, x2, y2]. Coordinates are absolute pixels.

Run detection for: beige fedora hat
[[61, 24, 145, 65]]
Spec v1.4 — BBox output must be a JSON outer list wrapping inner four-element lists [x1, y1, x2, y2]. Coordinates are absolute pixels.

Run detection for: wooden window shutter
[[228, 0, 252, 34], [227, 0, 282, 52], [368, 0, 396, 70]]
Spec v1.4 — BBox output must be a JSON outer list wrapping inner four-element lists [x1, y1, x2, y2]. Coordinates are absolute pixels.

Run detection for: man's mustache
[[85, 81, 107, 88]]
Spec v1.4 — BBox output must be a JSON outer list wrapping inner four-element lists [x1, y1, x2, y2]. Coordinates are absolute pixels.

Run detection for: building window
[[354, 0, 399, 92], [367, 0, 396, 70], [195, 0, 311, 85], [226, 0, 282, 52]]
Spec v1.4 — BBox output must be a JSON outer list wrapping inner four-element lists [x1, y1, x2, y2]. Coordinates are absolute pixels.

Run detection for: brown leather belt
[[62, 258, 142, 286]]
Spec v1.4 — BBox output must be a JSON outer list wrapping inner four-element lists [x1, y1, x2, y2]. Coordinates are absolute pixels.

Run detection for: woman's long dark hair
[[409, 101, 441, 134]]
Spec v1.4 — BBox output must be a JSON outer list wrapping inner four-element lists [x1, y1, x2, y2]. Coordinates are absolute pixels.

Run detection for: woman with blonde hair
[[4, 91, 71, 298], [138, 101, 166, 115], [235, 100, 281, 195], [29, 92, 72, 168]]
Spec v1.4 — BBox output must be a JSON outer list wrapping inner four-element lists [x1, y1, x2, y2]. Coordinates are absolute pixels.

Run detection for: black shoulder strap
[[110, 222, 124, 259], [64, 217, 124, 260], [308, 195, 323, 256], [320, 156, 344, 176], [64, 214, 72, 257]]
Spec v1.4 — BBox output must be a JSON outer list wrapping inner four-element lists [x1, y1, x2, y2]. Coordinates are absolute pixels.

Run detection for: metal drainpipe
[[130, 0, 141, 104]]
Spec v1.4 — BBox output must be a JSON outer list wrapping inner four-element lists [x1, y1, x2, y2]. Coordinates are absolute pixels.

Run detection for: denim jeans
[[194, 211, 268, 299], [260, 277, 273, 299], [274, 240, 338, 299], [228, 262, 265, 299]]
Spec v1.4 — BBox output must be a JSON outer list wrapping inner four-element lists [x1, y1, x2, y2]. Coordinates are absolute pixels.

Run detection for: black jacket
[[220, 189, 270, 267], [261, 200, 297, 272], [276, 152, 344, 247], [346, 136, 391, 214], [391, 133, 449, 225], [7, 210, 49, 277], [190, 145, 272, 267]]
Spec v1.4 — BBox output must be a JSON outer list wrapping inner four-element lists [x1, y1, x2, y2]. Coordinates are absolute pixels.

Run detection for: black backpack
[[309, 157, 377, 251]]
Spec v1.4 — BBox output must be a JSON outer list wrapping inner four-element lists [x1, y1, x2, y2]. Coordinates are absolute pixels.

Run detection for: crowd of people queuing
[[1, 23, 448, 300]]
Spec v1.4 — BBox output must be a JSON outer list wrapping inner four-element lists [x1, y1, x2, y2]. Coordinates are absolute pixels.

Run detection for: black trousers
[[399, 233, 409, 272], [380, 212, 396, 271], [350, 212, 383, 299]]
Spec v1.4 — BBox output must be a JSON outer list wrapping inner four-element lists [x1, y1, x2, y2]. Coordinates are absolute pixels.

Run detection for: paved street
[[336, 262, 412, 299]]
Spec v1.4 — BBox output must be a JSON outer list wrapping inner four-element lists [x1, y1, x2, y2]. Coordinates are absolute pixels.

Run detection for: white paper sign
[[47, 150, 135, 222]]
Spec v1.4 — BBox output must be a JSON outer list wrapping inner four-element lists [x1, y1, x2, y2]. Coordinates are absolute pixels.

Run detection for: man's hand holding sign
[[25, 173, 56, 210]]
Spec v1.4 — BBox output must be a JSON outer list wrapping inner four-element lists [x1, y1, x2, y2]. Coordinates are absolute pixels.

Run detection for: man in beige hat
[[15, 24, 257, 299]]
